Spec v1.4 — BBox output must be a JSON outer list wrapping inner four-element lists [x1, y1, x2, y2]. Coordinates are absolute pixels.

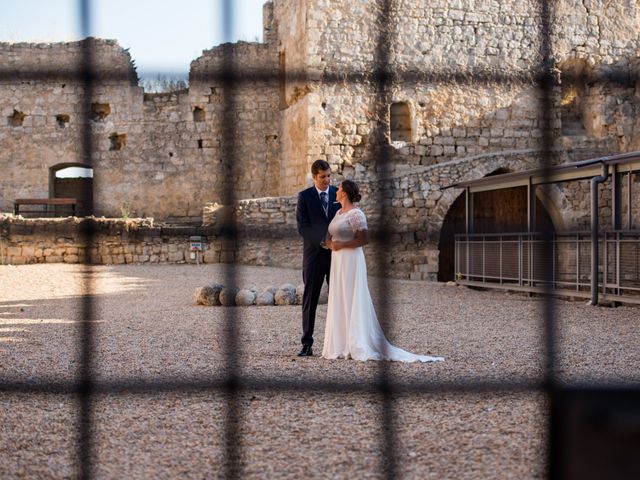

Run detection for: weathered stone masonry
[[2, 1, 640, 279]]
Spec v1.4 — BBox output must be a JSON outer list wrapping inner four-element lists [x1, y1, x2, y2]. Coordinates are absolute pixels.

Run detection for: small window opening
[[193, 106, 205, 122], [390, 102, 412, 142], [55, 166, 93, 178], [209, 87, 221, 103], [8, 109, 26, 127], [169, 152, 174, 157], [92, 102, 111, 121], [197, 139, 203, 149], [559, 59, 589, 136], [56, 114, 70, 128], [109, 133, 127, 151]]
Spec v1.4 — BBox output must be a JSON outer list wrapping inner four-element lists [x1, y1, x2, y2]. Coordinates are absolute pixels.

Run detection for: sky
[[0, 0, 267, 79]]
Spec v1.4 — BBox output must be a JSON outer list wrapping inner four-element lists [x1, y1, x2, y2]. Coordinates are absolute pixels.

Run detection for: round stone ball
[[236, 289, 256, 306], [255, 290, 275, 306], [194, 282, 224, 306], [275, 283, 297, 306], [219, 286, 239, 306]]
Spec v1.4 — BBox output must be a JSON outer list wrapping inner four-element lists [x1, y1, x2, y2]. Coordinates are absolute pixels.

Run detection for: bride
[[322, 179, 444, 363]]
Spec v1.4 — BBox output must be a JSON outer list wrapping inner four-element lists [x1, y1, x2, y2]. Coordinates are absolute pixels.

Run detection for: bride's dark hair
[[341, 179, 362, 203]]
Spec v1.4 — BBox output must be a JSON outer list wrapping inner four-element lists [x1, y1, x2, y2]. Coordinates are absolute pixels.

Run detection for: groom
[[296, 159, 338, 356]]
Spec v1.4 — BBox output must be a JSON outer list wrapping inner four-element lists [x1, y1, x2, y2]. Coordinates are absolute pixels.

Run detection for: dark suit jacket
[[296, 185, 339, 267]]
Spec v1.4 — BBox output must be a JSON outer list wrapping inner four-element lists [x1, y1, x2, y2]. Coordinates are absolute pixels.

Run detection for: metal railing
[[455, 231, 640, 304]]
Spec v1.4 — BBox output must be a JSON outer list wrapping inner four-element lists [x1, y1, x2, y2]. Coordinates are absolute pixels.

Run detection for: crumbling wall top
[[0, 38, 138, 85]]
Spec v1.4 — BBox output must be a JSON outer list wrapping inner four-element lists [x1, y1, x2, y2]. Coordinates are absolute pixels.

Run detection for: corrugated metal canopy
[[443, 151, 640, 193]]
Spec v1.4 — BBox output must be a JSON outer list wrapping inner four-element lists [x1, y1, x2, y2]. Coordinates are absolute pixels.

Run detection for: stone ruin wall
[[273, 0, 640, 251], [0, 215, 236, 266], [0, 40, 140, 213], [0, 32, 281, 221], [270, 0, 314, 193], [2, 0, 640, 279], [293, 0, 640, 178], [3, 150, 639, 279]]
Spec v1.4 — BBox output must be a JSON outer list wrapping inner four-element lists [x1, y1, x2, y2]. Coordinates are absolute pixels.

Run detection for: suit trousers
[[301, 248, 332, 347]]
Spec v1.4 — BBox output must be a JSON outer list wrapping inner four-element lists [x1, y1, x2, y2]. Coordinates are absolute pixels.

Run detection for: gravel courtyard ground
[[1, 264, 639, 479]]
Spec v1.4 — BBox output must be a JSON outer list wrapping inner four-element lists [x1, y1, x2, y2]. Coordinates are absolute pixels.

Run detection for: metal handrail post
[[518, 234, 523, 286], [499, 235, 503, 285], [591, 163, 609, 305], [603, 233, 608, 298], [616, 231, 621, 295], [466, 235, 470, 281], [576, 233, 580, 292], [482, 235, 486, 283]]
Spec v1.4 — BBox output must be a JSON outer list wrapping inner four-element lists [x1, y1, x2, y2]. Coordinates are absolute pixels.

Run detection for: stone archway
[[437, 170, 557, 282], [49, 163, 93, 216]]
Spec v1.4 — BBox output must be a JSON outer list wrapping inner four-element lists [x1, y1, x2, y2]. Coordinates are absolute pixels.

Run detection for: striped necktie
[[320, 191, 328, 216]]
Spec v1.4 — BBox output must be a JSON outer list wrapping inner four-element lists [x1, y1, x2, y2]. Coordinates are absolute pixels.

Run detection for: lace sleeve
[[348, 209, 368, 232]]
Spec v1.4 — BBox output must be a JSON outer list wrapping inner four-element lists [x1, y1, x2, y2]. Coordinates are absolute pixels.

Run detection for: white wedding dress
[[322, 208, 444, 363]]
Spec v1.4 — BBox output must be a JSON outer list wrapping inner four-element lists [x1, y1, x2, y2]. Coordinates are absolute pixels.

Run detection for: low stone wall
[[206, 195, 437, 279], [0, 194, 433, 280], [0, 216, 234, 266]]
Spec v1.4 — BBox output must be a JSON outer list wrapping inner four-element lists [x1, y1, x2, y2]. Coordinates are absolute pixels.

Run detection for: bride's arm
[[330, 229, 369, 251]]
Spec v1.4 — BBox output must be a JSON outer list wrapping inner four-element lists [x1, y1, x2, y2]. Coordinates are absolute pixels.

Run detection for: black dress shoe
[[297, 345, 313, 357]]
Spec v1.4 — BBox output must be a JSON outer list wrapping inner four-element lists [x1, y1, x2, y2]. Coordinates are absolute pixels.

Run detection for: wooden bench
[[14, 198, 77, 217]]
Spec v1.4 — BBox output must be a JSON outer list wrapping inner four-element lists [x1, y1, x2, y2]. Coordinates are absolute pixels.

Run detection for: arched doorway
[[49, 163, 93, 216], [437, 173, 556, 282]]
